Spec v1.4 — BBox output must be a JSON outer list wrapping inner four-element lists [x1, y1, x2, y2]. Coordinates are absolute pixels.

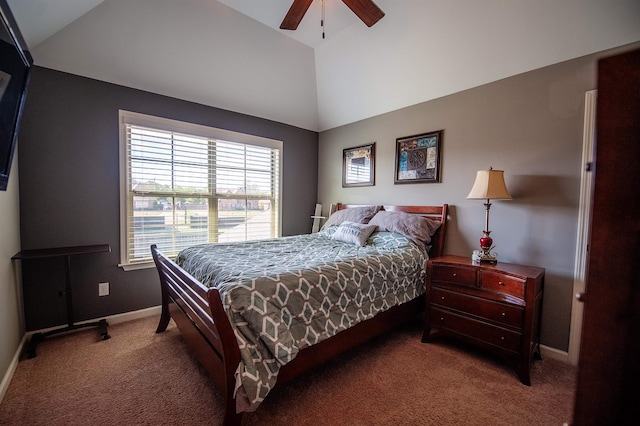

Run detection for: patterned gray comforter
[[175, 227, 428, 412]]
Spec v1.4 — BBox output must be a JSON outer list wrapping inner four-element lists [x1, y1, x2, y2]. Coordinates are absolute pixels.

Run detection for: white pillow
[[331, 221, 377, 246]]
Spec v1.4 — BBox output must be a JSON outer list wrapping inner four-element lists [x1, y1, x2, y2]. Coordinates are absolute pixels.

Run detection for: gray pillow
[[331, 221, 377, 246], [321, 205, 382, 230], [368, 210, 441, 246]]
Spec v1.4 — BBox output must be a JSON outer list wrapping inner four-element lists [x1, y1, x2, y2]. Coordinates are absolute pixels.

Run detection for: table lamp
[[466, 167, 512, 263]]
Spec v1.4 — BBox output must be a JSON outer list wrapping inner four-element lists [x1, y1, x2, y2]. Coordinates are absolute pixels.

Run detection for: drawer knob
[[501, 336, 505, 340], [440, 317, 444, 321], [501, 312, 506, 317], [452, 273, 457, 277], [441, 296, 445, 300], [499, 281, 505, 286]]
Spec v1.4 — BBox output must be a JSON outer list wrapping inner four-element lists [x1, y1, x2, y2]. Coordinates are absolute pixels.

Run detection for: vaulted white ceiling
[[7, 0, 640, 132]]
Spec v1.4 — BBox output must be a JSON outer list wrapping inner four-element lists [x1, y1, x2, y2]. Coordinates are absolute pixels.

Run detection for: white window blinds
[[119, 111, 281, 268]]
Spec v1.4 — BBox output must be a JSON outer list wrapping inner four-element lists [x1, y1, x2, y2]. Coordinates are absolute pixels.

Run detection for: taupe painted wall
[[318, 43, 640, 352], [17, 67, 318, 331]]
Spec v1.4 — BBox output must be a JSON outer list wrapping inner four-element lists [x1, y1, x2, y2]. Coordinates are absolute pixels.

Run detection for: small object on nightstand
[[422, 255, 544, 385]]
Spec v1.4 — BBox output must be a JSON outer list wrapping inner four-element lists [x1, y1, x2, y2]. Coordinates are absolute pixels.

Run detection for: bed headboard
[[333, 203, 449, 258]]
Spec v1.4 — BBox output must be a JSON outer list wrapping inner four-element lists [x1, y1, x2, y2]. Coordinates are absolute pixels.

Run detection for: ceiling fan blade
[[280, 0, 314, 30], [342, 0, 385, 27]]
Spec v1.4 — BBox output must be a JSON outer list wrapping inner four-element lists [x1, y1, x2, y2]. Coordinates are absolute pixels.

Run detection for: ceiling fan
[[280, 0, 385, 30]]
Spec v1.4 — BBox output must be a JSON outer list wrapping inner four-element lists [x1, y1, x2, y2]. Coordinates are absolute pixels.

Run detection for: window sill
[[119, 261, 155, 271]]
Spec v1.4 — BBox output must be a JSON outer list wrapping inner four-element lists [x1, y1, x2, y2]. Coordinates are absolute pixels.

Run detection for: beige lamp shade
[[467, 167, 512, 200]]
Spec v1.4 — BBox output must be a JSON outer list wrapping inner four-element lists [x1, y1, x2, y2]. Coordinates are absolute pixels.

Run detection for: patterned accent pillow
[[321, 205, 382, 230], [331, 221, 378, 246], [369, 210, 441, 246]]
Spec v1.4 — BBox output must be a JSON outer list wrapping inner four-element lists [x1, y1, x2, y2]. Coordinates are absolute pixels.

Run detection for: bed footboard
[[151, 244, 242, 426]]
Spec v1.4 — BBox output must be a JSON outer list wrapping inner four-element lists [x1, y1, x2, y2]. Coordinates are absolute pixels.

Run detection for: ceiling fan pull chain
[[321, 0, 325, 39]]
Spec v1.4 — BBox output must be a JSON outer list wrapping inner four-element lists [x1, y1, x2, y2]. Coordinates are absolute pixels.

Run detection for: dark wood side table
[[422, 255, 544, 385], [12, 244, 112, 358]]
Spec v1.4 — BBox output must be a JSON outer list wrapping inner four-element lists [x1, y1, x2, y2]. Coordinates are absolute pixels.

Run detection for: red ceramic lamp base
[[480, 234, 493, 249], [478, 231, 497, 263]]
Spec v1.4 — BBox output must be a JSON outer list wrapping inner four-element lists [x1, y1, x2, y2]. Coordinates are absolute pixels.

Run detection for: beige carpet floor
[[0, 315, 576, 425]]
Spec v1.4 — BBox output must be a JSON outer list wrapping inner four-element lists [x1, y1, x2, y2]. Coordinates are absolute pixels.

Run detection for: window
[[119, 111, 282, 269]]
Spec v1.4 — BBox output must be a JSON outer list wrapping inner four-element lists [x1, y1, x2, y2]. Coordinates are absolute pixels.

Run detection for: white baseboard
[[0, 305, 162, 404], [0, 334, 27, 403], [540, 344, 570, 364], [23, 305, 162, 338], [104, 305, 162, 325]]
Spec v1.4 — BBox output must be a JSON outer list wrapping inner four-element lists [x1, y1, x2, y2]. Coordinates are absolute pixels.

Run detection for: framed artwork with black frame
[[342, 143, 375, 187], [394, 130, 443, 184]]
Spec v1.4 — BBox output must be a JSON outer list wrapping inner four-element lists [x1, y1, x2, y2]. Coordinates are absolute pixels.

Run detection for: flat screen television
[[0, 0, 32, 191]]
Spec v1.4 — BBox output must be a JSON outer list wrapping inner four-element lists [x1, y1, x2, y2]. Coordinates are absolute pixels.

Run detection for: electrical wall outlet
[[98, 282, 109, 296]]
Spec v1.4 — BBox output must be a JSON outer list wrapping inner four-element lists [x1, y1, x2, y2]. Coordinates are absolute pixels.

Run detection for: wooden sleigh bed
[[151, 203, 448, 425]]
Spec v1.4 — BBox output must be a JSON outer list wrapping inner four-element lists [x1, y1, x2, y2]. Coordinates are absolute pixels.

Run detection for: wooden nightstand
[[422, 255, 544, 385]]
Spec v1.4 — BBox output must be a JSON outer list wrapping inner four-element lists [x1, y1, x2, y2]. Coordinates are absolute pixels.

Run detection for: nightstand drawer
[[431, 287, 524, 328], [431, 264, 477, 287], [481, 270, 525, 300], [430, 307, 522, 353]]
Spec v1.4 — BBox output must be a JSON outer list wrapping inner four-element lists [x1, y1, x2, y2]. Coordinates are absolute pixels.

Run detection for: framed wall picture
[[343, 143, 375, 187], [394, 130, 443, 184]]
